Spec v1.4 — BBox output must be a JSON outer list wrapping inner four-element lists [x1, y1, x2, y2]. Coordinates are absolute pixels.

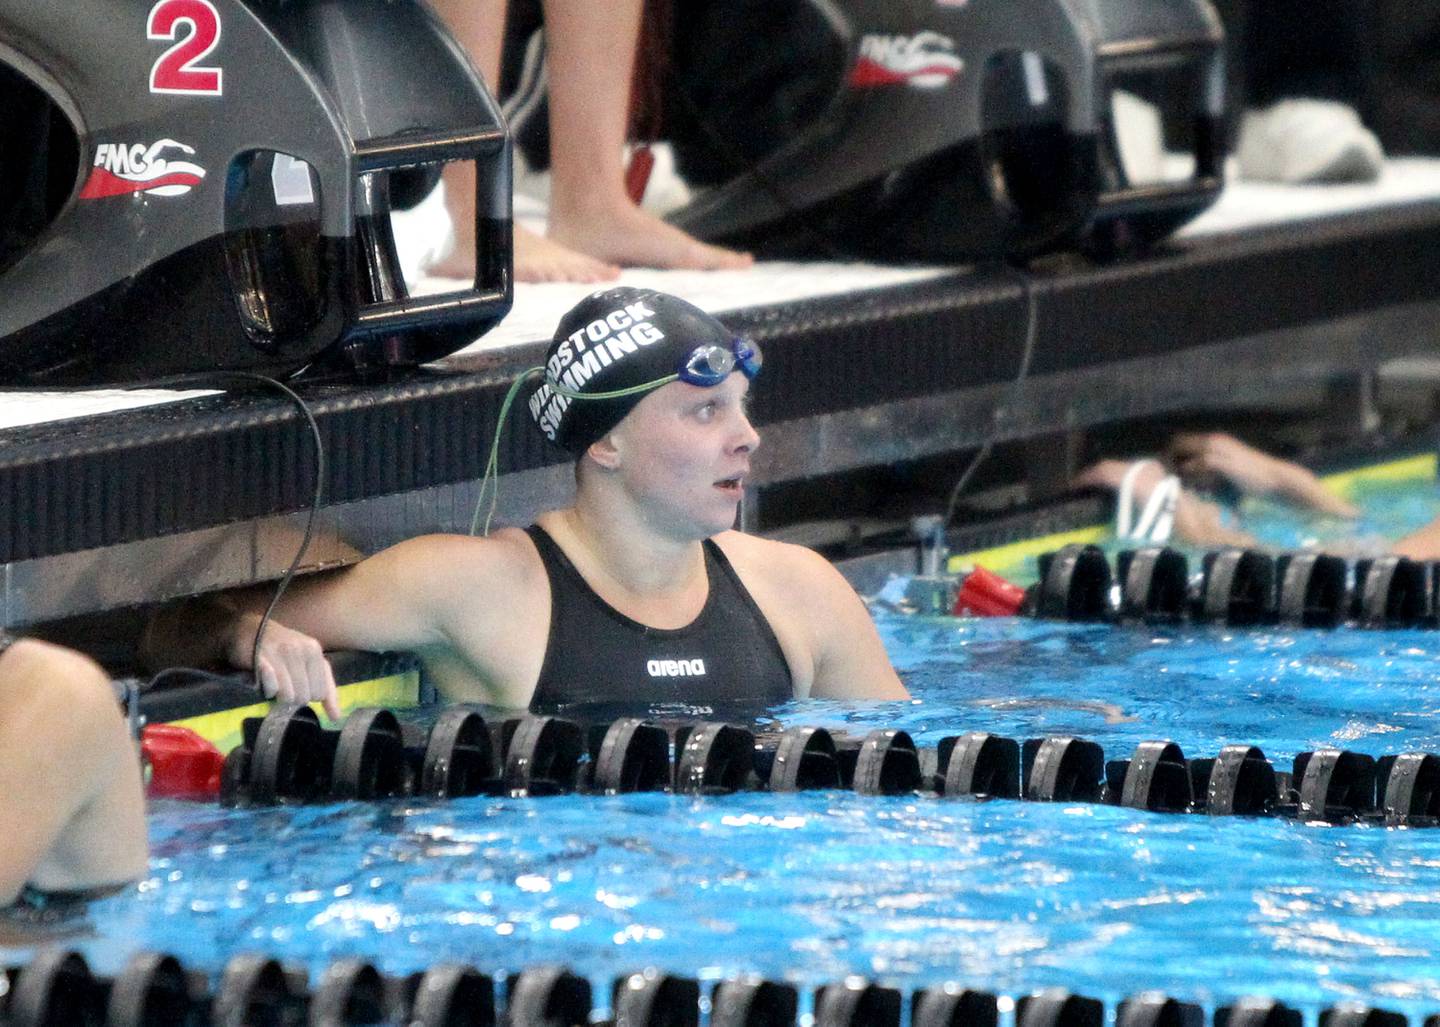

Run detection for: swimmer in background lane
[[0, 636, 148, 921], [1166, 431, 1360, 519], [1073, 432, 1360, 550], [146, 288, 908, 710]]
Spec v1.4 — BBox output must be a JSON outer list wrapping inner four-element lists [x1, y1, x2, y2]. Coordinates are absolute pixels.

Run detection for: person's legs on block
[[0, 639, 147, 905], [432, 0, 752, 282], [539, 0, 752, 274], [429, 0, 620, 283]]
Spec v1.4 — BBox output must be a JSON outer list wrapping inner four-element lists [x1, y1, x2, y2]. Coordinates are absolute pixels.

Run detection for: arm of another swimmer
[[798, 552, 909, 700], [0, 642, 147, 904], [1392, 515, 1440, 560]]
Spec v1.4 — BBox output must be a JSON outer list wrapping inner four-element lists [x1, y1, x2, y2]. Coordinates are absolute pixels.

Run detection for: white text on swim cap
[[647, 658, 706, 678], [530, 300, 667, 441], [545, 300, 658, 379]]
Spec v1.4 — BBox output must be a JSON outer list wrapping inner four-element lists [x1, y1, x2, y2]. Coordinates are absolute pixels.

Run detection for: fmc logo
[[79, 139, 207, 199], [849, 32, 964, 90]]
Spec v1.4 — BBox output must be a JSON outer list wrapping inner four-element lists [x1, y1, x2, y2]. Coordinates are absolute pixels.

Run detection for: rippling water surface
[[15, 614, 1438, 1018], [10, 473, 1440, 1015]]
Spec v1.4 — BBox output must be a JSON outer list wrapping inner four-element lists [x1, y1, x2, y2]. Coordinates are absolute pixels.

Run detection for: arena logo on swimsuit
[[529, 300, 667, 441], [849, 32, 964, 90], [647, 658, 706, 678]]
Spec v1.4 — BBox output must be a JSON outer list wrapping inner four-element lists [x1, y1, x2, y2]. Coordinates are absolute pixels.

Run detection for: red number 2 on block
[[148, 0, 223, 96]]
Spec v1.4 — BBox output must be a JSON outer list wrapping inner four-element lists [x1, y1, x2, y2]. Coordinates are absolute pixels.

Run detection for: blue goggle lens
[[678, 338, 762, 386]]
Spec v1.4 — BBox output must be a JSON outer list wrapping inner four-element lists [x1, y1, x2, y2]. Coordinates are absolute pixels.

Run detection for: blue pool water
[[23, 614, 1440, 1018], [10, 468, 1440, 1016]]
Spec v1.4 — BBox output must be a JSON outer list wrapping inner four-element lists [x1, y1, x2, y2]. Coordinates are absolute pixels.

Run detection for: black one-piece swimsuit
[[525, 525, 794, 711]]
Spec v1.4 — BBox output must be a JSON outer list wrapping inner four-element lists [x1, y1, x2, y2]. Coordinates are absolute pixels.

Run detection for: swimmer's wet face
[[601, 373, 760, 539]]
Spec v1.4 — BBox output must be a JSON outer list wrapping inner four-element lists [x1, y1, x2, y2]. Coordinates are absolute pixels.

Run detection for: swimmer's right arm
[[143, 588, 346, 720], [144, 534, 524, 715]]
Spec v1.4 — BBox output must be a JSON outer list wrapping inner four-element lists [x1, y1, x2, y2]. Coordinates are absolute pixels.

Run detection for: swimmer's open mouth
[[714, 476, 744, 494]]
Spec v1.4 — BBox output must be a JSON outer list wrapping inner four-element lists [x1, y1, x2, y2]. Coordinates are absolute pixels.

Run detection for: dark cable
[[142, 666, 253, 693], [135, 372, 325, 697], [943, 265, 1041, 529]]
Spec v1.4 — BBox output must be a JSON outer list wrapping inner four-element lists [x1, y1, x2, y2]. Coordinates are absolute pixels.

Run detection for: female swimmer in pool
[[1074, 432, 1361, 550]]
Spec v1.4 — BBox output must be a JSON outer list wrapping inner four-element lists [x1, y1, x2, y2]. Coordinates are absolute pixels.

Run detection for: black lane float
[[1031, 544, 1440, 630], [214, 704, 1440, 828], [220, 705, 929, 805], [7, 948, 1431, 1027]]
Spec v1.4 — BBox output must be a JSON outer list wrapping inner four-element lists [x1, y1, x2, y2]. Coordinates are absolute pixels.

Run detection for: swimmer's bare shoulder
[[712, 532, 908, 701], [276, 529, 551, 707]]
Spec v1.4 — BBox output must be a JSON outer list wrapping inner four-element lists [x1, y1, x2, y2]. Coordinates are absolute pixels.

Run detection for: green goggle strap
[[468, 368, 678, 537], [542, 372, 678, 401], [470, 367, 540, 537]]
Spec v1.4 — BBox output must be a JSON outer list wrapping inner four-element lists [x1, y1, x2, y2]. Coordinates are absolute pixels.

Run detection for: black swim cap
[[528, 287, 738, 455]]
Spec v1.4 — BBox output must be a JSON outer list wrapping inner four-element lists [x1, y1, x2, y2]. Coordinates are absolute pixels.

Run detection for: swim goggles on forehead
[[679, 336, 763, 386], [543, 335, 763, 400]]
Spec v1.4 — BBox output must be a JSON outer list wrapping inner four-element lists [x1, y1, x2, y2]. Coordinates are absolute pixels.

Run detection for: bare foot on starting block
[[549, 198, 753, 274]]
